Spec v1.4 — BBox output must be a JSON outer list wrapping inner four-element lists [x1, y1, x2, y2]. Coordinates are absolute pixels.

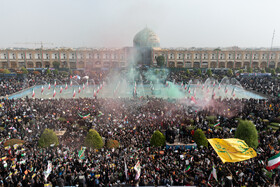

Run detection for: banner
[[208, 138, 257, 163]]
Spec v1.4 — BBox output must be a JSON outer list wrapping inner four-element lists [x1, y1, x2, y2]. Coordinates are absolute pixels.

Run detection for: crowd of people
[[0, 68, 280, 186]]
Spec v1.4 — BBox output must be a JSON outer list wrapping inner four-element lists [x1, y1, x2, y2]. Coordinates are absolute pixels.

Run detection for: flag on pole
[[32, 89, 35, 98], [83, 83, 85, 90], [78, 86, 81, 93], [231, 88, 235, 97], [53, 89, 56, 98], [213, 82, 216, 87], [225, 86, 228, 93], [41, 86, 44, 93], [86, 80, 89, 86], [73, 90, 76, 98], [266, 152, 280, 170], [185, 84, 188, 90], [48, 83, 51, 90], [124, 159, 129, 180], [134, 160, 141, 180], [78, 149, 85, 160], [181, 82, 184, 88], [208, 164, 218, 181], [134, 82, 137, 96], [70, 81, 72, 87], [60, 86, 63, 94], [93, 90, 97, 97], [97, 86, 100, 93], [65, 83, 68, 90], [218, 84, 221, 90], [54, 80, 56, 87]]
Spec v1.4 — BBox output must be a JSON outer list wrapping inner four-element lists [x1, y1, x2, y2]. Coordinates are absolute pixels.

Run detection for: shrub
[[150, 130, 166, 147], [21, 67, 28, 74], [235, 120, 258, 148], [53, 69, 59, 75], [38, 128, 59, 148], [4, 139, 25, 147], [46, 69, 51, 75], [85, 129, 104, 149], [206, 69, 212, 77], [3, 69, 10, 74], [227, 69, 233, 77], [60, 71, 68, 77], [106, 139, 120, 149], [186, 125, 196, 130], [193, 129, 208, 147]]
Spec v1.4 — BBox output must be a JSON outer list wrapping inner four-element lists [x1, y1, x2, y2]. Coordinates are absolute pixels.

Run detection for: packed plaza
[[1, 28, 280, 187]]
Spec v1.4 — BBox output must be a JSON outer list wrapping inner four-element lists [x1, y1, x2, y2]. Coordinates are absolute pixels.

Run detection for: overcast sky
[[1, 0, 280, 49]]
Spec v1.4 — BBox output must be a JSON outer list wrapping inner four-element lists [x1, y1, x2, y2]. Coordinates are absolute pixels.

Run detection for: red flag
[[93, 90, 97, 97], [60, 87, 63, 94], [70, 81, 72, 87], [53, 89, 56, 97], [78, 87, 81, 93], [65, 83, 68, 90], [54, 81, 57, 88], [41, 86, 44, 93], [82, 83, 85, 90], [32, 89, 35, 98], [48, 83, 51, 90], [73, 90, 76, 98]]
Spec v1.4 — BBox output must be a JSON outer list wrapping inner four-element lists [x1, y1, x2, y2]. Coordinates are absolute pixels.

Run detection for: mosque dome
[[133, 27, 160, 47]]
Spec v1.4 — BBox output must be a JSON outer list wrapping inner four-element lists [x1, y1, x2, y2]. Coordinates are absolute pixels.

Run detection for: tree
[[53, 69, 59, 75], [106, 139, 120, 149], [271, 69, 276, 76], [46, 69, 51, 75], [21, 67, 28, 74], [196, 69, 202, 76], [150, 130, 165, 147], [3, 69, 10, 74], [227, 69, 233, 77], [85, 129, 104, 149], [53, 61, 60, 69], [38, 128, 59, 148], [193, 129, 208, 147], [186, 69, 190, 76], [235, 120, 258, 148], [247, 67, 253, 73], [261, 69, 266, 73], [156, 56, 165, 67], [206, 69, 212, 77], [239, 69, 244, 73]]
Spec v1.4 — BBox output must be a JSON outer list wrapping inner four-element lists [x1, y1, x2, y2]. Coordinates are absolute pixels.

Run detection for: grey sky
[[1, 0, 280, 48]]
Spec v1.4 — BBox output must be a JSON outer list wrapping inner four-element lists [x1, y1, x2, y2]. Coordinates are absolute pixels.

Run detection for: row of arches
[[0, 61, 85, 69], [167, 61, 279, 69]]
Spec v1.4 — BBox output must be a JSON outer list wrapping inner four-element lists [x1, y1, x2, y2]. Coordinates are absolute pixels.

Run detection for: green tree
[[3, 69, 10, 74], [247, 67, 253, 73], [186, 69, 190, 76], [235, 120, 258, 148], [156, 56, 165, 67], [150, 130, 166, 147], [53, 69, 59, 75], [21, 67, 28, 74], [271, 69, 276, 76], [239, 69, 244, 73], [193, 129, 208, 147], [206, 69, 212, 77], [227, 69, 233, 77], [53, 61, 60, 69], [276, 67, 280, 73], [38, 128, 59, 148], [85, 129, 104, 149], [46, 69, 51, 75], [196, 69, 202, 76], [261, 69, 266, 73]]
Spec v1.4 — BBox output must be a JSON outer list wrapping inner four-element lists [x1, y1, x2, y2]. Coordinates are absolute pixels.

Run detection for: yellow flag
[[208, 138, 257, 163]]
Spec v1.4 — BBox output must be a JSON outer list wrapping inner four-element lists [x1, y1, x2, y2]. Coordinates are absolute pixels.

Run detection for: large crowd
[[0, 69, 280, 186]]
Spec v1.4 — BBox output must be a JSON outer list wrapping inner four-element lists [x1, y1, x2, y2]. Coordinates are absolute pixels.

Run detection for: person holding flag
[[134, 160, 141, 180]]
